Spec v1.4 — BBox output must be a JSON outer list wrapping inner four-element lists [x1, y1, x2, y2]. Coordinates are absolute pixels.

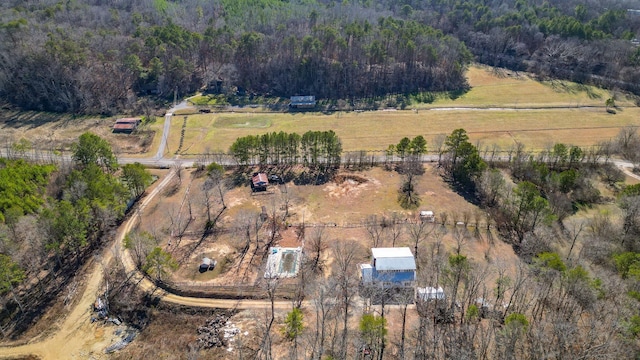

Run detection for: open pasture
[[433, 65, 622, 108], [171, 66, 640, 155], [172, 106, 640, 155]]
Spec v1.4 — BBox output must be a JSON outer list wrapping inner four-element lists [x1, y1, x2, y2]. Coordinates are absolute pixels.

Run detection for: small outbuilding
[[251, 172, 268, 192], [289, 96, 316, 109], [419, 210, 435, 222], [112, 117, 142, 133]]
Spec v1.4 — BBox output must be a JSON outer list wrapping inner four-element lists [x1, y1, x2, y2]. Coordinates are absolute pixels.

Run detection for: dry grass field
[[434, 65, 621, 108], [123, 164, 520, 359], [170, 66, 640, 155], [138, 165, 514, 288], [0, 111, 166, 156], [172, 107, 640, 154]]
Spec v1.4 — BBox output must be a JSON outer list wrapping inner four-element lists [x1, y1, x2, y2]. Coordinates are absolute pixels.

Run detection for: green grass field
[[429, 66, 622, 108], [165, 65, 640, 155]]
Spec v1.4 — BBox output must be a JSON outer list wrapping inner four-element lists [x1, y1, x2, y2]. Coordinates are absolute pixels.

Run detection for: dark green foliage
[[409, 136, 427, 156], [623, 315, 640, 338], [613, 252, 640, 280], [42, 199, 90, 255], [143, 247, 178, 282], [507, 182, 554, 243], [388, 135, 427, 162], [504, 313, 529, 330], [66, 164, 128, 217], [395, 137, 411, 161], [534, 252, 566, 273], [449, 254, 469, 269], [122, 162, 153, 198], [504, 142, 599, 221], [0, 254, 25, 295], [443, 129, 486, 190], [283, 307, 304, 341], [0, 159, 55, 222], [206, 162, 224, 176], [620, 184, 640, 198], [359, 313, 387, 357], [72, 132, 117, 173], [557, 169, 578, 193], [34, 133, 128, 265], [229, 130, 341, 170]]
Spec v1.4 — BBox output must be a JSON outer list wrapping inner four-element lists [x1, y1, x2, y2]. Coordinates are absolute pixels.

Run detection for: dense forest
[[2, 0, 640, 114]]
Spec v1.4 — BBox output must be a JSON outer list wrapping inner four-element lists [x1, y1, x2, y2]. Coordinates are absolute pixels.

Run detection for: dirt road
[[0, 169, 299, 359], [616, 162, 640, 182]]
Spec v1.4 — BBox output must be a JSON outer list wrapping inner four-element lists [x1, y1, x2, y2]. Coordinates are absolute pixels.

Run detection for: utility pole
[[173, 87, 177, 108]]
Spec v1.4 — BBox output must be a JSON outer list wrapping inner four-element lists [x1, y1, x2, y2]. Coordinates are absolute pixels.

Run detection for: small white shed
[[419, 210, 435, 222]]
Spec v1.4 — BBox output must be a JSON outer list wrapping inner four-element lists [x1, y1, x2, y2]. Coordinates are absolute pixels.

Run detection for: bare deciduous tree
[[364, 214, 386, 248], [332, 240, 363, 360], [385, 212, 404, 247], [407, 220, 436, 269], [307, 227, 328, 274]]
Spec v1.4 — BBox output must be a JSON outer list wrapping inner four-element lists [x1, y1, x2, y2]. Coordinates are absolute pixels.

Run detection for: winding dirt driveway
[[0, 166, 296, 359], [0, 168, 176, 359]]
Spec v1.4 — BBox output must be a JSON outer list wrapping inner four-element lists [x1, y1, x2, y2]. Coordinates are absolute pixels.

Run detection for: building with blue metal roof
[[361, 247, 416, 287]]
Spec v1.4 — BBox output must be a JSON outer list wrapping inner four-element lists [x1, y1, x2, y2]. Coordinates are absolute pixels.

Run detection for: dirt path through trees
[[0, 172, 176, 359], [0, 169, 297, 359]]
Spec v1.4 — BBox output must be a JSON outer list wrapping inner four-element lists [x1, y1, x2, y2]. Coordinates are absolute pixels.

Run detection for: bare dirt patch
[[324, 173, 373, 199]]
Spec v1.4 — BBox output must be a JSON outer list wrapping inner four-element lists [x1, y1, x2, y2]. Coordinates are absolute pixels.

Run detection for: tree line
[[229, 130, 342, 171], [421, 0, 640, 94], [4, 0, 640, 115], [0, 1, 470, 115]]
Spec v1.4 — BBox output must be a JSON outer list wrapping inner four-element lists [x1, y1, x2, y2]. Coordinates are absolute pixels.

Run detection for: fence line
[[157, 281, 298, 300], [286, 219, 493, 230]]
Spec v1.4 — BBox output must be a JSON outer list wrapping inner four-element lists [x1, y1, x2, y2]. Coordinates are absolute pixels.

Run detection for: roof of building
[[113, 123, 137, 130], [371, 247, 416, 271], [290, 95, 315, 102], [290, 96, 316, 106], [252, 173, 268, 186], [115, 117, 142, 124], [417, 286, 445, 299]]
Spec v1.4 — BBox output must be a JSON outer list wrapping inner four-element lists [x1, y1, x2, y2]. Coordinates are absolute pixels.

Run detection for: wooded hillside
[[1, 0, 640, 115]]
